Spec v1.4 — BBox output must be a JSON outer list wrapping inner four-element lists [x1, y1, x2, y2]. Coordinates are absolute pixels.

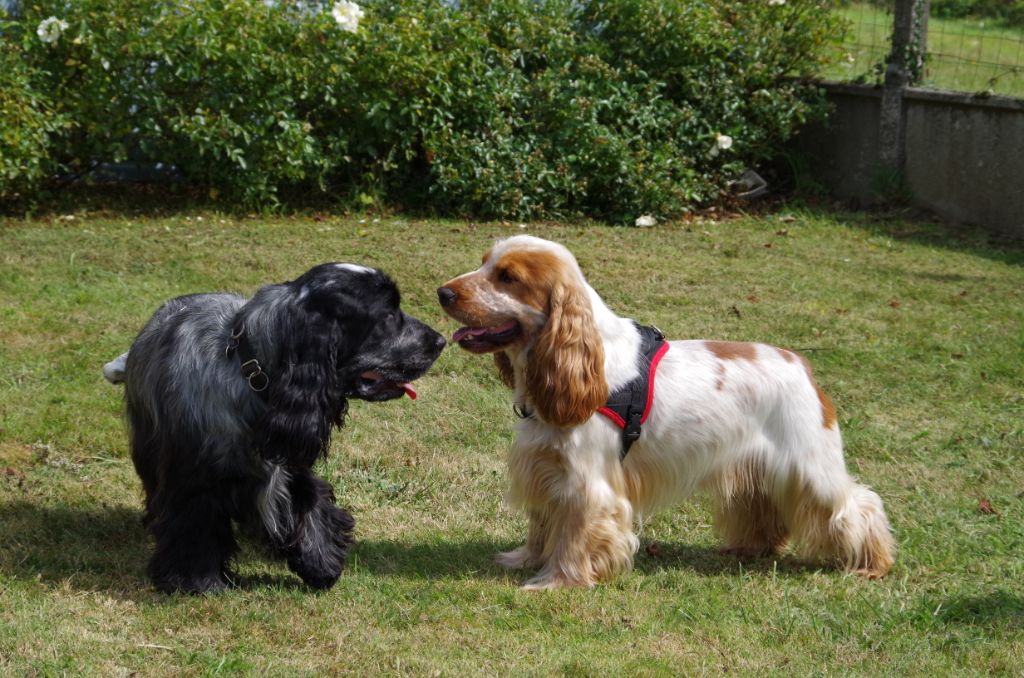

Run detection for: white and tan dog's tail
[[790, 480, 895, 579], [102, 351, 129, 384], [830, 483, 896, 578]]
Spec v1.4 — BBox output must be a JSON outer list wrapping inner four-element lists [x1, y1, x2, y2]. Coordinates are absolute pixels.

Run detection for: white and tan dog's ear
[[525, 275, 607, 426]]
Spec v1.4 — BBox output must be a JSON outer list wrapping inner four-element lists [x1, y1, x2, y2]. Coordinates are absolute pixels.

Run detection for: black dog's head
[[248, 262, 445, 466], [291, 262, 446, 402]]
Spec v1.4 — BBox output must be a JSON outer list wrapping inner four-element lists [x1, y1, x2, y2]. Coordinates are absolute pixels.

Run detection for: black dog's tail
[[102, 351, 129, 384]]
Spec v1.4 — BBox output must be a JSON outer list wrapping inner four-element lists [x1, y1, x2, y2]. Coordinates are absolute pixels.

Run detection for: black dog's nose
[[432, 331, 447, 352], [437, 287, 457, 307]]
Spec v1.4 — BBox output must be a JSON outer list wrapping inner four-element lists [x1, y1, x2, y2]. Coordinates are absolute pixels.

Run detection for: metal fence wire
[[829, 0, 1024, 98]]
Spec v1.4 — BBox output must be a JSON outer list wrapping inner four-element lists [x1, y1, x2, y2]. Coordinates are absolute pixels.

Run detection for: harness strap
[[511, 322, 669, 461], [596, 323, 669, 459]]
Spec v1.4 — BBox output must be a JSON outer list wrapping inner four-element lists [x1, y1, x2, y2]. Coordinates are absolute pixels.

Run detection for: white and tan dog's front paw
[[495, 546, 536, 570]]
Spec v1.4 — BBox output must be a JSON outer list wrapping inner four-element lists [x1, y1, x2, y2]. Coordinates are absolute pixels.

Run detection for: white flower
[[101, 59, 111, 71], [709, 133, 733, 157], [37, 17, 69, 45], [768, 0, 786, 6], [332, 1, 364, 33], [634, 215, 657, 228]]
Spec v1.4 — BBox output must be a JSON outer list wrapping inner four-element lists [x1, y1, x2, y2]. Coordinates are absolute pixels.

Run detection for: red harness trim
[[596, 341, 670, 429]]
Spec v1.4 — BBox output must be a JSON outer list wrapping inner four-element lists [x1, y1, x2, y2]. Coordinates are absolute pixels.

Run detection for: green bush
[[931, 0, 1024, 24], [862, 0, 1024, 27], [0, 17, 67, 201], [3, 0, 844, 220]]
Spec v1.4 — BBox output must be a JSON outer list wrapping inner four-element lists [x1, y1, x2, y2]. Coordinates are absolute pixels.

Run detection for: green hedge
[[930, 0, 1024, 25], [1, 0, 843, 220], [858, 0, 1024, 27]]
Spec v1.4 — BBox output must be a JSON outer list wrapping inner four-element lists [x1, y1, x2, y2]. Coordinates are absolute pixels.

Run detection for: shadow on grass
[[926, 591, 1024, 629], [0, 501, 333, 597], [823, 207, 1024, 266], [0, 501, 151, 597], [633, 541, 831, 578], [1, 500, 832, 594], [352, 537, 827, 581], [351, 537, 513, 581]]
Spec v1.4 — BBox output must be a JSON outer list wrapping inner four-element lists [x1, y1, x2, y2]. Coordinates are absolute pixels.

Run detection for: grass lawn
[[1, 207, 1022, 675], [827, 2, 1024, 97]]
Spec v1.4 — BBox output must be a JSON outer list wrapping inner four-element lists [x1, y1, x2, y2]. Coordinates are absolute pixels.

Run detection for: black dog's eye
[[497, 268, 517, 284]]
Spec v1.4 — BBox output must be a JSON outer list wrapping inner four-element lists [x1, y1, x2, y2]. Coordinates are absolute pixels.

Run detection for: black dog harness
[[225, 323, 270, 399], [596, 324, 669, 459], [514, 323, 669, 460]]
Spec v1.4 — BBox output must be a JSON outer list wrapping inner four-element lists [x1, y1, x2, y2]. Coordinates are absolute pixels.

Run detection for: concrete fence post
[[878, 0, 930, 172]]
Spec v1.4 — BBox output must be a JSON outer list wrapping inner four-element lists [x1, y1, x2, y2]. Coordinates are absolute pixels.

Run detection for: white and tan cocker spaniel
[[438, 235, 894, 590]]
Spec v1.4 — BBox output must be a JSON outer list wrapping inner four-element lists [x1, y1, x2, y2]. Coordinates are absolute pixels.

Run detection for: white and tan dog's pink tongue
[[452, 320, 518, 343]]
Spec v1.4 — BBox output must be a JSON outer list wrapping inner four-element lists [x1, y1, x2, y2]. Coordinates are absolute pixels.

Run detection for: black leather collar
[[225, 322, 270, 400]]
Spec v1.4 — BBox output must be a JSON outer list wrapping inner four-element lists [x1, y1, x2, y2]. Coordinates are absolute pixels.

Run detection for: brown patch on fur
[[794, 352, 838, 429], [438, 274, 487, 327], [705, 341, 758, 362], [493, 352, 515, 389], [481, 248, 492, 265], [439, 250, 565, 327], [776, 347, 796, 363], [715, 362, 727, 391], [492, 250, 565, 313], [518, 254, 607, 427]]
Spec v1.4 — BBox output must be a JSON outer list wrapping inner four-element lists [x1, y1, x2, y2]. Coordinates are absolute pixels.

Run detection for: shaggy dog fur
[[104, 263, 445, 593], [438, 236, 895, 589]]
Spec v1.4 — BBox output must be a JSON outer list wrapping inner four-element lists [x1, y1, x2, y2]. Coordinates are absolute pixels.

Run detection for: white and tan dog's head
[[438, 235, 608, 426]]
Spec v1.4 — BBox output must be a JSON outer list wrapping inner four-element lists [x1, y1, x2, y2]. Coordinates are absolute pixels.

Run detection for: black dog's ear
[[258, 313, 346, 467]]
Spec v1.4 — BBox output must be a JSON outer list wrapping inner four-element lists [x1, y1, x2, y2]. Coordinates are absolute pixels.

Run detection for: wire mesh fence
[[825, 0, 1024, 98]]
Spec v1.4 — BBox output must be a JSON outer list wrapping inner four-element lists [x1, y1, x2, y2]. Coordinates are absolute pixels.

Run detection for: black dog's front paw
[[149, 563, 231, 595], [286, 505, 355, 590]]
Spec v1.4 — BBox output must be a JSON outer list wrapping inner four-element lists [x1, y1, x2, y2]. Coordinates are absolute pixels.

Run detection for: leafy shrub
[[0, 17, 67, 200], [931, 0, 1024, 24], [3, 0, 844, 219], [862, 0, 1024, 27]]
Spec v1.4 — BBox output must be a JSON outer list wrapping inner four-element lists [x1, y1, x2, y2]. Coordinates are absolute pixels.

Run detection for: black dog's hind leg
[[145, 488, 237, 594], [279, 470, 355, 590]]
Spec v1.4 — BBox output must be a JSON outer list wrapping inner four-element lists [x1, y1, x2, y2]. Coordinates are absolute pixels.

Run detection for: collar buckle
[[240, 358, 269, 392], [228, 321, 270, 398]]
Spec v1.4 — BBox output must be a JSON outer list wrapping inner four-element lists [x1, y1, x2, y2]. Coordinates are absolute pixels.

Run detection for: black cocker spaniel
[[103, 262, 445, 593]]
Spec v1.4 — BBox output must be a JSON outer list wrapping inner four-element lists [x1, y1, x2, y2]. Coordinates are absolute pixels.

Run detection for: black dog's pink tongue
[[360, 370, 417, 400]]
